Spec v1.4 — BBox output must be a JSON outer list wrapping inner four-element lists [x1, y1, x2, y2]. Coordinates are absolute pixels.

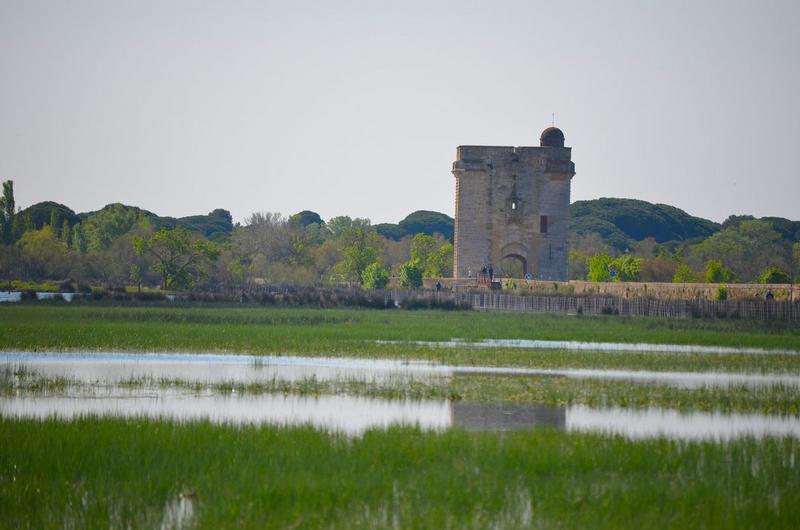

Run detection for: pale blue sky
[[1, 0, 798, 224]]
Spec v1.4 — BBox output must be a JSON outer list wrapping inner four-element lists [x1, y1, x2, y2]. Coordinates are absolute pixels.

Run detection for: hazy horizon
[[2, 0, 799, 225]]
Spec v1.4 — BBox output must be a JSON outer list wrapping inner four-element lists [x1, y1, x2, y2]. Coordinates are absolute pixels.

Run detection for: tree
[[587, 253, 614, 282], [134, 227, 220, 290], [672, 264, 699, 283], [425, 243, 453, 277], [399, 260, 423, 289], [0, 244, 22, 289], [568, 250, 588, 280], [704, 259, 733, 283], [81, 203, 139, 252], [332, 219, 383, 282], [19, 226, 72, 280], [757, 267, 792, 284], [613, 254, 642, 281], [362, 260, 389, 289], [793, 243, 800, 281], [639, 256, 679, 282], [690, 220, 791, 282], [289, 210, 323, 227], [0, 180, 15, 244]]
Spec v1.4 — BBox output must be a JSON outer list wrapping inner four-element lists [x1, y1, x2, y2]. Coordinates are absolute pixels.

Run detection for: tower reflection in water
[[451, 402, 566, 432]]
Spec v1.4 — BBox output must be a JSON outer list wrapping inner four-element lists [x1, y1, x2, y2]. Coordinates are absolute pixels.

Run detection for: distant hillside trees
[[376, 211, 454, 242], [570, 198, 720, 252], [688, 220, 792, 282]]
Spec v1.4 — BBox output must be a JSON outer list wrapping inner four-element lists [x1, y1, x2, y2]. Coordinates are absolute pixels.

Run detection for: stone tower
[[452, 127, 575, 280]]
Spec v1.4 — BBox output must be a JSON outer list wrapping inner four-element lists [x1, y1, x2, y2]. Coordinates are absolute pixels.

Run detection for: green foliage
[[407, 235, 453, 278], [568, 250, 588, 280], [691, 220, 791, 282], [587, 253, 642, 282], [332, 219, 383, 282], [704, 259, 733, 283], [639, 257, 679, 282], [361, 260, 389, 290], [172, 209, 234, 242], [16, 201, 78, 234], [289, 210, 323, 227], [374, 223, 407, 240], [134, 227, 220, 290], [426, 243, 453, 277], [672, 264, 699, 283], [0, 180, 15, 244], [399, 260, 423, 289], [757, 267, 792, 284], [571, 198, 720, 252], [613, 254, 642, 281], [377, 211, 455, 242], [587, 253, 614, 282], [715, 286, 728, 301], [80, 203, 140, 252], [18, 226, 72, 280], [723, 214, 800, 243]]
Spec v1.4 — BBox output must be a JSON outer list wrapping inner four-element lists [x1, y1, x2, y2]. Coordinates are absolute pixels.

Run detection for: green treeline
[[1, 180, 797, 290], [0, 181, 453, 291]]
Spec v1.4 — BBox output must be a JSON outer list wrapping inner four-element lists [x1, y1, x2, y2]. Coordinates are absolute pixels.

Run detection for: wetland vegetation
[[1, 418, 798, 529], [2, 305, 800, 527]]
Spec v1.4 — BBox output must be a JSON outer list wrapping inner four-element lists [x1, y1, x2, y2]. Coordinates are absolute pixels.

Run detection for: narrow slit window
[[540, 215, 548, 233], [511, 201, 517, 210]]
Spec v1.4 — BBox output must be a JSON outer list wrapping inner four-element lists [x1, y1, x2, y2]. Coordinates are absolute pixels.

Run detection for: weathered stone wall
[[453, 143, 575, 280], [421, 277, 800, 302]]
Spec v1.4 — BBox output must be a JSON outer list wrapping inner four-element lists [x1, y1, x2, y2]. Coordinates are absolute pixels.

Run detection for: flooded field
[[3, 351, 799, 440], [3, 307, 800, 528], [3, 385, 799, 440], [377, 338, 800, 356], [4, 351, 799, 389]]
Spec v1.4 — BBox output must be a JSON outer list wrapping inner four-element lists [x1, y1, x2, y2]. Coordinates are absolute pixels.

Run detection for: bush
[[361, 260, 389, 290], [757, 267, 792, 284], [399, 260, 424, 289], [672, 264, 699, 283], [705, 259, 733, 283], [715, 286, 728, 301]]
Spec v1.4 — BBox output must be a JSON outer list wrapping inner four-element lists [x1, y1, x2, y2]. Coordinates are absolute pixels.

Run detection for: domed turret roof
[[540, 127, 565, 148]]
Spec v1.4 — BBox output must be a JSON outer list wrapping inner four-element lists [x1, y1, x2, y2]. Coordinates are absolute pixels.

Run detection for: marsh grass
[[6, 370, 799, 415], [0, 417, 798, 529], [2, 306, 800, 375]]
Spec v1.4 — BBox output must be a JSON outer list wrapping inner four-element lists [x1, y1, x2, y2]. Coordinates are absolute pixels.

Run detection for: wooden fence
[[390, 290, 800, 322]]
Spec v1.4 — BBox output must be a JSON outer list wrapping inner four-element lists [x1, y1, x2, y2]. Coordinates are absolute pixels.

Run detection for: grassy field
[[1, 418, 798, 529], [2, 305, 800, 375]]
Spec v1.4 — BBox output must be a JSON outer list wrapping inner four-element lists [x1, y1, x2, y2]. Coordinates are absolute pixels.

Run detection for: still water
[[3, 351, 799, 389], [2, 388, 799, 440], [377, 338, 799, 356], [2, 352, 798, 440]]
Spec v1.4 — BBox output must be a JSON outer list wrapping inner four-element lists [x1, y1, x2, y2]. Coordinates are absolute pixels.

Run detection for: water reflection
[[0, 389, 452, 435], [160, 494, 195, 530], [2, 387, 799, 440], [4, 351, 798, 389], [452, 402, 565, 432], [377, 338, 799, 356]]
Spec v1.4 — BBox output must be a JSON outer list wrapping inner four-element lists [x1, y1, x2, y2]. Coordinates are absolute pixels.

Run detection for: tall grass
[[2, 306, 800, 374], [0, 418, 798, 529]]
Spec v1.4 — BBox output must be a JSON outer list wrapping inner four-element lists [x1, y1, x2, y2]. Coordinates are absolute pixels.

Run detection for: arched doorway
[[499, 254, 527, 279]]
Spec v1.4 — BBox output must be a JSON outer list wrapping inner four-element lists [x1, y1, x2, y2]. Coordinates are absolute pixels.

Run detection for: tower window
[[540, 215, 548, 233], [511, 201, 517, 210]]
